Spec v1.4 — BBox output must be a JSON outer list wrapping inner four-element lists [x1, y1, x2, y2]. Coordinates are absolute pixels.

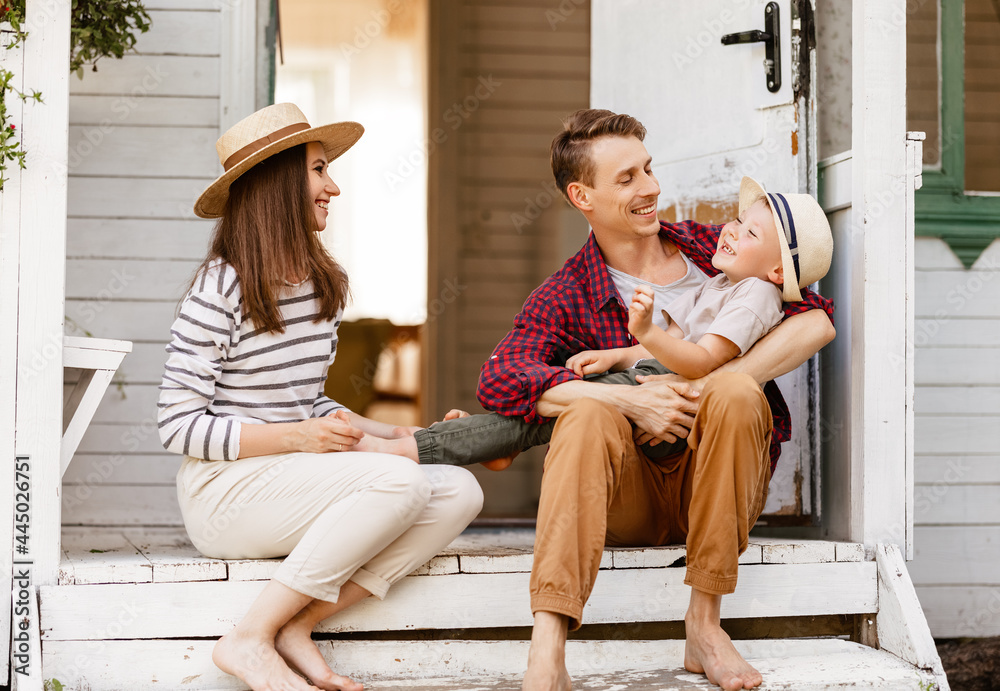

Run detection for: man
[[476, 109, 835, 691]]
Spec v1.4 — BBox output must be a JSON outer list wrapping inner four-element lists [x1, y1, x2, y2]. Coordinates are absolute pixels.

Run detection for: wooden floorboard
[[41, 639, 935, 690]]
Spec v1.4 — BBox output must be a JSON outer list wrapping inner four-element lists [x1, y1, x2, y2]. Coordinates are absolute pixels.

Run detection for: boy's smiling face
[[712, 198, 785, 288]]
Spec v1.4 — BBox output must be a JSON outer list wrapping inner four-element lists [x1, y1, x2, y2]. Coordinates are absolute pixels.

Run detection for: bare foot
[[684, 616, 762, 690], [522, 661, 571, 691], [213, 628, 314, 691], [522, 611, 572, 691], [480, 456, 514, 471], [353, 434, 418, 462], [275, 621, 363, 691]]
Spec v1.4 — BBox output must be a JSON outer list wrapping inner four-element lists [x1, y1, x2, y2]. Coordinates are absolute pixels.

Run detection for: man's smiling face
[[570, 135, 661, 240]]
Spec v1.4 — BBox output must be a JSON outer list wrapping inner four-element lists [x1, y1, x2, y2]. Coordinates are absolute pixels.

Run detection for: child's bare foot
[[352, 434, 418, 462], [480, 456, 515, 471], [213, 628, 313, 691], [275, 621, 363, 691]]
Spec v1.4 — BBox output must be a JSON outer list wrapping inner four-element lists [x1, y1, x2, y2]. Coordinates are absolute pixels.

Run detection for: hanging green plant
[[0, 0, 151, 190], [69, 0, 151, 78]]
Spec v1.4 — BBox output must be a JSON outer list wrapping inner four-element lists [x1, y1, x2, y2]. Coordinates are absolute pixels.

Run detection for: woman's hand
[[290, 410, 365, 453]]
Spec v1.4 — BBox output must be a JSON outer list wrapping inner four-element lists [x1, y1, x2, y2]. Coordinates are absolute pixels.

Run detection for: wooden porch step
[[57, 526, 867, 585], [44, 527, 877, 641], [41, 638, 937, 690]]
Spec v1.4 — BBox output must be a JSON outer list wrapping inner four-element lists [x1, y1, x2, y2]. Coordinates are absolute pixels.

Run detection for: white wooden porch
[[37, 527, 943, 690]]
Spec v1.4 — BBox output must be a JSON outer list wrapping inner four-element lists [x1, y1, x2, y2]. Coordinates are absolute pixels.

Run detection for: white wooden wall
[[908, 237, 1000, 638], [61, 0, 253, 526]]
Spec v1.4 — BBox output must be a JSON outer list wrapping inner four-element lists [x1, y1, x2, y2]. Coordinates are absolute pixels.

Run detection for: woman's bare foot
[[522, 611, 572, 691], [213, 628, 314, 691], [275, 621, 363, 691], [684, 613, 762, 690]]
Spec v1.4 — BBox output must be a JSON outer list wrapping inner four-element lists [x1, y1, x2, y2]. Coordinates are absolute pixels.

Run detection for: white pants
[[177, 451, 484, 602]]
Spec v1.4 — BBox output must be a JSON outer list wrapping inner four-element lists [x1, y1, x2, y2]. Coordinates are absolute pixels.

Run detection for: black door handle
[[721, 29, 772, 45], [720, 2, 781, 93]]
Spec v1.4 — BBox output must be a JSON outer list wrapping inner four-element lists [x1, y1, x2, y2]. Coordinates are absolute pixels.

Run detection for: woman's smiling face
[[305, 141, 339, 231]]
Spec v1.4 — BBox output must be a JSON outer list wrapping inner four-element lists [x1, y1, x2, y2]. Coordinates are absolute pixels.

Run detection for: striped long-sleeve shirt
[[157, 260, 346, 461]]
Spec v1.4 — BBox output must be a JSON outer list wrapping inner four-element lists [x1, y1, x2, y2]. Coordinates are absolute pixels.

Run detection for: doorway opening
[[277, 0, 429, 427]]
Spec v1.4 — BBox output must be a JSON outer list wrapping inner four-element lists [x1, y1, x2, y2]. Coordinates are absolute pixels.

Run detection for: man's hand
[[442, 408, 519, 471], [628, 285, 656, 341], [621, 378, 700, 445]]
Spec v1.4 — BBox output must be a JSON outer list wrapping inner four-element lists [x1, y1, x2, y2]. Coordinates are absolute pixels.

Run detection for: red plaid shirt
[[476, 220, 835, 472]]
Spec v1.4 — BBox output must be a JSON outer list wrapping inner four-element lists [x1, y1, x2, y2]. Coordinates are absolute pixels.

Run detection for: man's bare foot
[[522, 611, 572, 691], [275, 621, 363, 691], [213, 628, 314, 691], [684, 615, 762, 690]]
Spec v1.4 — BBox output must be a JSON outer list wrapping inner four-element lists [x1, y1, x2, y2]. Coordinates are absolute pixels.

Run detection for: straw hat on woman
[[158, 103, 484, 691]]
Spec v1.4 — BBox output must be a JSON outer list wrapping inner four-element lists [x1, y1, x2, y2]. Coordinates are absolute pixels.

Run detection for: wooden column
[[850, 0, 911, 552], [14, 0, 72, 585], [0, 24, 25, 687]]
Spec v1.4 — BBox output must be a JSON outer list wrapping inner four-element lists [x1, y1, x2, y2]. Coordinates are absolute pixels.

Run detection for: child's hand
[[628, 285, 655, 340], [566, 349, 621, 377]]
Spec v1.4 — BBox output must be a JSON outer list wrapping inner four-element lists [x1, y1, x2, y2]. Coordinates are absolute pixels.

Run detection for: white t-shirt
[[607, 252, 708, 330], [664, 274, 784, 355]]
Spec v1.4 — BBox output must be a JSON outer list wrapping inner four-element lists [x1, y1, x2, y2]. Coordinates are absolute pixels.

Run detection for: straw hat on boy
[[739, 176, 833, 302], [194, 103, 364, 219]]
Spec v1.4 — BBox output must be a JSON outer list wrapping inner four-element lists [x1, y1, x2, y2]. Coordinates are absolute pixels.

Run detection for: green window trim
[[914, 0, 1000, 268]]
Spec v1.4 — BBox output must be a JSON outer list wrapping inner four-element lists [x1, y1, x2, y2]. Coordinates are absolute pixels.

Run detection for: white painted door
[[592, 0, 819, 520]]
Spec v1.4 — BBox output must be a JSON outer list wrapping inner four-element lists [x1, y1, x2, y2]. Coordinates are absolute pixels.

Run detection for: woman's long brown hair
[[188, 144, 350, 333]]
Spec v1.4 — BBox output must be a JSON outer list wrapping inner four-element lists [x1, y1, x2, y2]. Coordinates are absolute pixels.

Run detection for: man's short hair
[[550, 109, 647, 199]]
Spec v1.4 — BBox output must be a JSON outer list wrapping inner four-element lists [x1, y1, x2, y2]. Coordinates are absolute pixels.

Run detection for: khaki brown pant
[[529, 372, 772, 630]]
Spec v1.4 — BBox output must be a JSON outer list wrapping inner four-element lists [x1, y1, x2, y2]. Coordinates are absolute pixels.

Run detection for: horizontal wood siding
[[911, 237, 1000, 637], [430, 0, 591, 517], [63, 5, 222, 526]]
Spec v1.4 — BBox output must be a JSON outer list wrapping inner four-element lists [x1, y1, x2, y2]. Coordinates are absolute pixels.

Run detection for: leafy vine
[[0, 0, 150, 190]]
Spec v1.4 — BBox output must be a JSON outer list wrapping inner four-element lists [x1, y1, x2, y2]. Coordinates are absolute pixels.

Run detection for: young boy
[[356, 176, 833, 466]]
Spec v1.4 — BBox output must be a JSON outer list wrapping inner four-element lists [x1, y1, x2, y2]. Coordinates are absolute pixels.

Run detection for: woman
[[158, 103, 484, 691]]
